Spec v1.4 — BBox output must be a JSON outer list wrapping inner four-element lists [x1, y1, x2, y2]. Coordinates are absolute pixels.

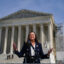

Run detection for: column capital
[[26, 24, 29, 27], [18, 25, 22, 27]]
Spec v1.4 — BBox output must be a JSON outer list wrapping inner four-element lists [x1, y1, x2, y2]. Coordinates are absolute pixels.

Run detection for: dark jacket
[[14, 41, 49, 63]]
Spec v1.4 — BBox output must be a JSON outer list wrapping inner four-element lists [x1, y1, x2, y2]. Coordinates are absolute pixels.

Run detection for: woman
[[13, 32, 53, 63]]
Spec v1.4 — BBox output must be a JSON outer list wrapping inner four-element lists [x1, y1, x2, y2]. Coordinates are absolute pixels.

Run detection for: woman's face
[[29, 32, 36, 41]]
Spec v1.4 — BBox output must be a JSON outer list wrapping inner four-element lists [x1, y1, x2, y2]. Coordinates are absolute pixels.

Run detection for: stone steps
[[0, 58, 50, 63], [0, 54, 50, 63], [0, 54, 7, 60], [0, 57, 24, 63], [40, 59, 50, 63], [0, 49, 50, 63]]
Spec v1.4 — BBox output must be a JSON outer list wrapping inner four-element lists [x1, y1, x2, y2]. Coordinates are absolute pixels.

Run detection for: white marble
[[10, 26, 15, 54], [3, 27, 8, 54]]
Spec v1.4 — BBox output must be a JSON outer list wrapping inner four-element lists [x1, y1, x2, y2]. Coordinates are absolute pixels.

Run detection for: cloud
[[0, 0, 64, 23]]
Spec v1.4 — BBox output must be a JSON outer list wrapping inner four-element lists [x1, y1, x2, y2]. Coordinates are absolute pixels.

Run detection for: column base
[[2, 52, 6, 55], [50, 53, 56, 63]]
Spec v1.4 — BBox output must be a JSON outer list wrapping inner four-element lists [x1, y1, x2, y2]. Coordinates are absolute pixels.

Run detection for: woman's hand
[[48, 48, 53, 56], [13, 42, 18, 51]]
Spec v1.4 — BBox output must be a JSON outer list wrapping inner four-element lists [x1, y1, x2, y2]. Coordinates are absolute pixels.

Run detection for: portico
[[0, 10, 56, 63]]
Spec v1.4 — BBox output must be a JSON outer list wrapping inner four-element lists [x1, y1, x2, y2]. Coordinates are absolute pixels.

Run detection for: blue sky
[[0, 0, 64, 24]]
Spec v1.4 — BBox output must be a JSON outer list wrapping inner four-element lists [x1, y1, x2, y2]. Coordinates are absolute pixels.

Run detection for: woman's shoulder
[[36, 42, 42, 46], [23, 41, 30, 47]]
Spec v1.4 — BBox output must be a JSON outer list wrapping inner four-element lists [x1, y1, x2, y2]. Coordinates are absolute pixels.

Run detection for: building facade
[[0, 10, 56, 63], [56, 23, 64, 63]]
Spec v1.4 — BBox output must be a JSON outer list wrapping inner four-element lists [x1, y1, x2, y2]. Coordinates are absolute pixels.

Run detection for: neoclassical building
[[0, 10, 56, 63]]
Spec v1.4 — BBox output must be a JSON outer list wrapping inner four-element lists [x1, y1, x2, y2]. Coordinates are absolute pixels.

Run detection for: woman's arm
[[39, 43, 49, 59], [14, 42, 26, 58]]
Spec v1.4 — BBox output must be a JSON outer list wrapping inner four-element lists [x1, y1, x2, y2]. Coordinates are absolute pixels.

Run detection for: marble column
[[63, 24, 64, 51], [18, 26, 21, 51], [0, 28, 2, 43], [3, 27, 8, 54], [33, 24, 36, 33], [10, 26, 15, 54], [0, 27, 2, 53], [40, 24, 45, 48], [48, 22, 55, 63], [25, 25, 29, 42]]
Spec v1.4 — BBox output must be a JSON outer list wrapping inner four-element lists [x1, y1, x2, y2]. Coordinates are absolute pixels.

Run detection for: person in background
[[13, 32, 53, 63]]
